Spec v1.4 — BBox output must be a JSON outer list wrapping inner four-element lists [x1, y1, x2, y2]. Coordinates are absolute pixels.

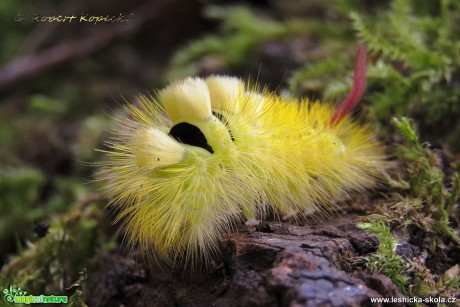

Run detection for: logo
[[3, 286, 68, 304]]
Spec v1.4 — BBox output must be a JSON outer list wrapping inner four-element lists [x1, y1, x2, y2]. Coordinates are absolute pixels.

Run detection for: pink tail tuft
[[330, 45, 367, 126]]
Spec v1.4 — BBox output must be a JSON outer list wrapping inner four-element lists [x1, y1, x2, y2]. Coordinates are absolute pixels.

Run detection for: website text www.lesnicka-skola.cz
[[370, 296, 456, 304]]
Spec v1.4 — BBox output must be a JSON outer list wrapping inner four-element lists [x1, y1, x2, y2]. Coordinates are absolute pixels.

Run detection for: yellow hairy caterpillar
[[98, 46, 386, 267]]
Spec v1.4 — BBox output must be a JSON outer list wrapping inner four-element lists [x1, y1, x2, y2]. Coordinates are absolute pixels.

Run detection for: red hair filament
[[331, 45, 367, 126]]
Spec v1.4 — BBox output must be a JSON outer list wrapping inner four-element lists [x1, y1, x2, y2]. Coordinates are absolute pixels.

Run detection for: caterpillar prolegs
[[98, 46, 386, 267]]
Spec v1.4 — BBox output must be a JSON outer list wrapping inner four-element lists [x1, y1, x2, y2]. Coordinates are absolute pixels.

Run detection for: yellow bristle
[[98, 71, 387, 269], [205, 75, 244, 113], [158, 77, 212, 123], [131, 127, 186, 169]]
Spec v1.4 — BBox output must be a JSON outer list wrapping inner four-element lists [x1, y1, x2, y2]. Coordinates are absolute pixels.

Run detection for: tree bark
[[87, 216, 405, 307]]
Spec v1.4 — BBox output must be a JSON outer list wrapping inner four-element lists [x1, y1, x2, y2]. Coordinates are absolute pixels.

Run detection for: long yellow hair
[[98, 46, 386, 268]]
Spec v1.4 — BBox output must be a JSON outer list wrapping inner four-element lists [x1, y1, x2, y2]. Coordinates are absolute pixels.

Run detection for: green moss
[[358, 117, 459, 297], [0, 202, 112, 306], [0, 169, 45, 254], [353, 0, 460, 149], [286, 0, 460, 149], [357, 220, 410, 293], [392, 117, 460, 244], [67, 269, 88, 307]]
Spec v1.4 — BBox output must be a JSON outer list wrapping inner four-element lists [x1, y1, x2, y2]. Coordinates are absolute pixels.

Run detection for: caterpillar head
[[140, 76, 244, 163]]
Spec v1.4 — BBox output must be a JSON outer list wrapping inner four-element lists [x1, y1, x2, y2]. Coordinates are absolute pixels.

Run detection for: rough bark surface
[[86, 216, 404, 307]]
